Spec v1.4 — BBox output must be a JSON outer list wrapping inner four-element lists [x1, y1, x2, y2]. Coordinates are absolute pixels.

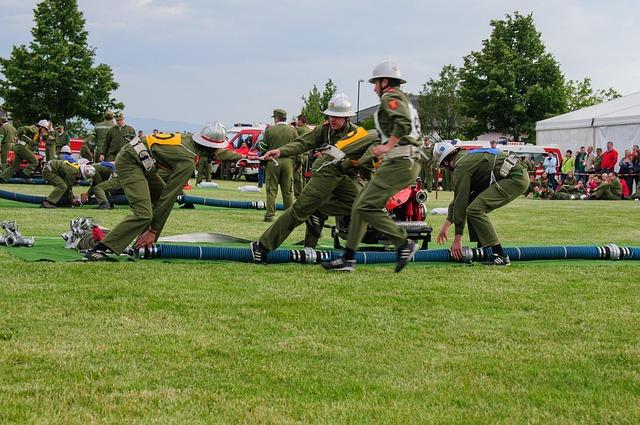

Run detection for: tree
[[564, 77, 621, 111], [460, 12, 566, 141], [0, 0, 122, 126], [418, 64, 472, 140], [300, 79, 337, 124]]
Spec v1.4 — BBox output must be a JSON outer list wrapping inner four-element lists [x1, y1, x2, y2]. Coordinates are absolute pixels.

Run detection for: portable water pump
[[331, 178, 432, 249]]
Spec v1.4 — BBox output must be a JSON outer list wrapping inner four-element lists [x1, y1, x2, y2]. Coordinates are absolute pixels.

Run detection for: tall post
[[356, 79, 364, 124]]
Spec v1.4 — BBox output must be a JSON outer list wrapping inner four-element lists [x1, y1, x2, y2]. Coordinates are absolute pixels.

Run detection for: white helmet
[[36, 119, 50, 129], [193, 122, 228, 149], [368, 60, 406, 84], [80, 164, 96, 179], [61, 145, 71, 154], [433, 142, 459, 168], [323, 93, 354, 117]]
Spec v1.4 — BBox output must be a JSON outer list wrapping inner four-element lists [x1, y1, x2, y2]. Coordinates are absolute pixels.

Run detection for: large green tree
[[418, 64, 471, 140], [0, 0, 122, 125], [460, 12, 566, 141], [564, 77, 621, 112], [300, 79, 337, 125]]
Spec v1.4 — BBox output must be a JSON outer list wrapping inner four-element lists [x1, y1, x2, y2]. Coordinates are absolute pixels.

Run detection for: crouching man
[[434, 142, 529, 265], [41, 160, 95, 208]]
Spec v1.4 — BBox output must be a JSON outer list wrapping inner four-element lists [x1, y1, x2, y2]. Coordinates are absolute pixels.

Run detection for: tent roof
[[536, 91, 640, 131]]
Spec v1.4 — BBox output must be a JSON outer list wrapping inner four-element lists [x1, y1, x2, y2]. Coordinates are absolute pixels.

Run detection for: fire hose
[[136, 244, 640, 264], [0, 189, 284, 210], [6, 178, 91, 186]]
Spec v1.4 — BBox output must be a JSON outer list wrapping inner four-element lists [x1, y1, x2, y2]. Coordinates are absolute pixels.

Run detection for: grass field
[[0, 180, 639, 424]]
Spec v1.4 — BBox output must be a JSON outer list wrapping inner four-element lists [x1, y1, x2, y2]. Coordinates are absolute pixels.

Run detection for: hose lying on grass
[[136, 244, 640, 264], [0, 189, 283, 210], [6, 178, 90, 186]]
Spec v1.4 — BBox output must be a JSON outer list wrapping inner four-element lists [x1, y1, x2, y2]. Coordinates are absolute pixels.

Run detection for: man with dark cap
[[100, 113, 135, 162], [92, 111, 115, 160], [260, 109, 297, 222]]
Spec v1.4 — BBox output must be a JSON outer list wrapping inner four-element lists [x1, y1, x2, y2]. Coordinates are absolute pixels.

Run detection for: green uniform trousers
[[45, 143, 56, 162], [592, 183, 620, 200], [0, 144, 38, 180], [420, 163, 434, 191], [196, 156, 211, 184], [42, 169, 74, 204], [1, 142, 13, 172], [293, 154, 307, 198], [346, 157, 420, 250], [259, 172, 362, 250], [465, 173, 529, 247], [93, 177, 122, 204], [264, 158, 294, 220], [100, 152, 165, 255]]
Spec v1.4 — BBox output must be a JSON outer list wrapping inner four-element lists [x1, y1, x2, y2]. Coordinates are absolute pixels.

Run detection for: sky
[[0, 0, 639, 130]]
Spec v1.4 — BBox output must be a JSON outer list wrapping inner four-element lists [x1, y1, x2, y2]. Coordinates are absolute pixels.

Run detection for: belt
[[386, 145, 419, 160], [15, 140, 27, 146]]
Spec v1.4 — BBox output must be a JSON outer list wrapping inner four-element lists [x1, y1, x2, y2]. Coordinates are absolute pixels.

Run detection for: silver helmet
[[193, 122, 228, 149], [323, 93, 354, 117], [368, 60, 406, 84], [433, 142, 459, 168]]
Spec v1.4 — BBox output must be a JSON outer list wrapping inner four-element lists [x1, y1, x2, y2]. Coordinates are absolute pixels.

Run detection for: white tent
[[536, 91, 640, 160]]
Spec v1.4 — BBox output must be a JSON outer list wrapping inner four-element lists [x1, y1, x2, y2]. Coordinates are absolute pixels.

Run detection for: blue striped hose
[[178, 195, 284, 210], [139, 244, 640, 264], [7, 178, 91, 186]]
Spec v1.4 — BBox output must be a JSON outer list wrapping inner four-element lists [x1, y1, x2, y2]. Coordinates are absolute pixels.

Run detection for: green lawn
[[0, 180, 639, 424]]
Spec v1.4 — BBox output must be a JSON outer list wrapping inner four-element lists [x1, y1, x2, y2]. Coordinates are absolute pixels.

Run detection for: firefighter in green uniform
[[99, 112, 134, 161], [293, 114, 312, 197], [193, 132, 214, 185], [0, 120, 48, 182], [55, 124, 70, 156], [45, 123, 57, 161], [80, 162, 117, 209], [551, 180, 585, 200], [84, 122, 242, 261], [323, 61, 422, 273], [41, 160, 95, 208], [261, 109, 297, 222], [433, 142, 529, 265], [250, 93, 380, 263], [587, 172, 622, 200], [419, 136, 434, 191], [80, 134, 96, 161], [0, 117, 18, 172], [92, 111, 115, 160]]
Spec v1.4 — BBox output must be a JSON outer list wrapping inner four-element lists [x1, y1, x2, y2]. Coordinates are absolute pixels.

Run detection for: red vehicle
[[213, 124, 266, 181]]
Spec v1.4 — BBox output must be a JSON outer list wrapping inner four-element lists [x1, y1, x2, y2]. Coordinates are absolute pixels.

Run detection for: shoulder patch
[[388, 99, 399, 110]]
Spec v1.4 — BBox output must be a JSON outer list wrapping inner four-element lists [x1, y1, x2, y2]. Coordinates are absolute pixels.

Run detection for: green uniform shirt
[[80, 134, 96, 160], [447, 150, 527, 235], [0, 123, 18, 145], [376, 87, 419, 147], [16, 126, 39, 148], [102, 124, 135, 161], [279, 122, 379, 175], [262, 122, 298, 150], [48, 160, 80, 187], [88, 164, 114, 196], [93, 119, 115, 158], [56, 130, 70, 148], [296, 125, 311, 136], [46, 129, 57, 146]]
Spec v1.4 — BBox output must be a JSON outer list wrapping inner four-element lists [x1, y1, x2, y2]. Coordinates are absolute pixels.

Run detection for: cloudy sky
[[1, 0, 638, 129]]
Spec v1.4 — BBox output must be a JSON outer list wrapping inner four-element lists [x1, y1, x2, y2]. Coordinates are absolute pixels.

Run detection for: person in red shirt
[[600, 141, 619, 172]]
